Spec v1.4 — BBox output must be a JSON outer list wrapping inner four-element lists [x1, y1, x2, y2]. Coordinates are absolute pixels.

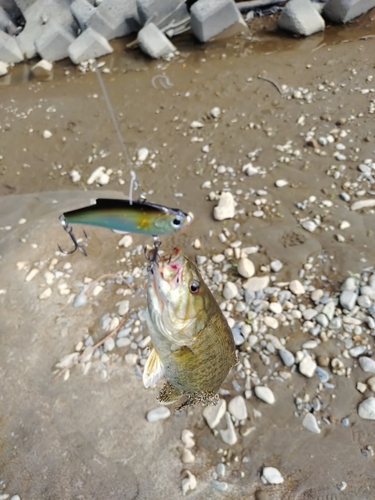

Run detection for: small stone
[[181, 448, 195, 464], [43, 130, 52, 139], [104, 337, 115, 351], [212, 480, 228, 492], [237, 258, 255, 279], [219, 411, 238, 445], [349, 346, 367, 357], [190, 120, 204, 128], [367, 377, 375, 392], [358, 295, 372, 308], [358, 397, 375, 420], [359, 356, 375, 374], [340, 290, 357, 311], [213, 191, 235, 220], [31, 59, 53, 79], [210, 107, 221, 118], [244, 276, 270, 292], [203, 399, 226, 429], [117, 300, 130, 316], [39, 287, 52, 299], [182, 471, 197, 496], [0, 61, 8, 76], [70, 169, 81, 183], [262, 467, 284, 485], [301, 220, 317, 232], [254, 386, 275, 404], [118, 234, 133, 248], [302, 413, 321, 433], [322, 301, 335, 321], [279, 349, 295, 367], [351, 199, 375, 211], [87, 166, 106, 185], [146, 406, 171, 422], [275, 179, 288, 187], [299, 355, 317, 378], [264, 316, 279, 329], [341, 277, 357, 291], [289, 280, 305, 295], [357, 382, 367, 393], [137, 147, 149, 162], [315, 313, 329, 328], [181, 429, 195, 448], [125, 353, 138, 366], [270, 260, 283, 272], [228, 395, 248, 420], [223, 282, 238, 300], [269, 302, 282, 314], [25, 268, 39, 282]]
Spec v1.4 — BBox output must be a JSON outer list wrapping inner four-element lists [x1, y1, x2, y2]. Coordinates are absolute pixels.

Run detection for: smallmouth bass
[[143, 247, 237, 410]]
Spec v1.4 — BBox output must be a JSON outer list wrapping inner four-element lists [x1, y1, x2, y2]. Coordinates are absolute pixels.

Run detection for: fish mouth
[[148, 247, 185, 289]]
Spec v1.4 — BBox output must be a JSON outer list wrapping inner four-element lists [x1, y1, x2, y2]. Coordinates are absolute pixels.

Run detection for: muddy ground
[[1, 12, 375, 500]]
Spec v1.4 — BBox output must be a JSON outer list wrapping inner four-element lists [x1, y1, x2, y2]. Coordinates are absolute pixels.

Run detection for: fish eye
[[189, 279, 200, 294], [171, 215, 183, 228]]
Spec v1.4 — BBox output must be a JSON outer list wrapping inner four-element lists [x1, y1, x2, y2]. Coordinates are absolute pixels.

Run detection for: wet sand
[[1, 14, 375, 500]]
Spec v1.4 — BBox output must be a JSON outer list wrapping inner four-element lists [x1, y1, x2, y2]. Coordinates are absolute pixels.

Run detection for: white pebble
[[181, 429, 195, 448], [190, 120, 204, 128], [351, 199, 375, 211], [244, 276, 270, 292], [264, 316, 279, 329], [275, 179, 288, 187], [359, 356, 375, 373], [181, 448, 195, 463], [299, 355, 317, 378], [146, 406, 170, 422], [182, 471, 197, 496], [118, 234, 133, 248], [254, 386, 275, 404], [43, 129, 52, 139], [219, 411, 238, 445], [39, 287, 52, 299], [289, 280, 305, 295], [228, 395, 248, 420], [237, 258, 255, 279], [137, 147, 149, 162], [70, 169, 81, 183], [25, 268, 39, 282], [270, 260, 283, 272], [210, 107, 221, 118], [301, 220, 317, 232], [223, 282, 238, 300], [269, 302, 282, 314], [125, 353, 138, 366], [117, 299, 130, 316], [262, 467, 284, 485], [87, 166, 106, 185], [203, 399, 226, 429], [302, 413, 321, 433], [213, 192, 235, 220], [358, 397, 375, 420]]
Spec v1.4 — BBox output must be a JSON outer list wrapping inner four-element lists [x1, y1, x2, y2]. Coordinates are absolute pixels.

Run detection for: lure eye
[[171, 215, 183, 228], [189, 279, 200, 294]]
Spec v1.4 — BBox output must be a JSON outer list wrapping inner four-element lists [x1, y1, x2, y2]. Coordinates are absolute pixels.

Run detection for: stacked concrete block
[[137, 22, 176, 59], [136, 0, 190, 30], [71, 0, 96, 31], [190, 0, 245, 43], [96, 0, 139, 36], [68, 27, 113, 64], [16, 0, 78, 59], [35, 21, 76, 61], [323, 0, 375, 23], [278, 0, 325, 36], [0, 6, 17, 32], [0, 29, 23, 62]]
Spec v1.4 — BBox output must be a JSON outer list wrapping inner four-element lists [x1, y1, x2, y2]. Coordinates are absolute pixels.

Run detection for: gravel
[[262, 467, 284, 484]]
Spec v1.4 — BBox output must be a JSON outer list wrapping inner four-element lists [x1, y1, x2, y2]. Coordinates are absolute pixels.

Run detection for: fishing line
[[94, 61, 138, 205]]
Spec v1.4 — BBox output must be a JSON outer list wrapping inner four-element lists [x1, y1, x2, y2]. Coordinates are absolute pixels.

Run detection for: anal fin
[[143, 348, 164, 388], [157, 381, 183, 406]]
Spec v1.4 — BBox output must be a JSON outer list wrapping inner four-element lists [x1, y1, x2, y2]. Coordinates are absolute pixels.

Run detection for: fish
[[143, 247, 237, 410], [61, 198, 193, 236]]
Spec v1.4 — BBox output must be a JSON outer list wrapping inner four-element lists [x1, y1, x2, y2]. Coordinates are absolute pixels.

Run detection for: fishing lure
[[58, 198, 193, 255]]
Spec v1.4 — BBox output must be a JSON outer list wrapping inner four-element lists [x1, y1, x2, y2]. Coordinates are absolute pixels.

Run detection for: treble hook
[[145, 236, 161, 269], [58, 215, 88, 256]]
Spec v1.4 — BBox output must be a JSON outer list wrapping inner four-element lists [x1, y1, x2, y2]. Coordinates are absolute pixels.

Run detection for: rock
[[210, 106, 221, 118], [270, 260, 283, 272], [262, 467, 284, 485], [191, 0, 245, 43], [315, 366, 330, 383], [244, 276, 270, 292], [278, 0, 325, 36], [146, 406, 170, 422], [213, 191, 235, 220], [357, 382, 367, 393], [228, 395, 248, 420], [302, 413, 321, 433], [351, 199, 375, 211], [0, 30, 23, 63], [341, 277, 357, 291], [124, 353, 138, 366], [279, 349, 295, 367], [323, 0, 375, 24], [42, 129, 52, 139], [299, 355, 317, 378], [138, 23, 176, 59], [223, 282, 238, 300], [104, 337, 115, 351], [71, 0, 95, 31], [358, 397, 375, 420], [349, 346, 367, 357], [339, 290, 357, 310], [367, 376, 375, 392], [35, 21, 75, 61], [137, 147, 149, 161], [118, 234, 133, 248], [289, 280, 305, 295], [264, 316, 279, 329], [301, 220, 317, 232], [203, 398, 226, 429], [357, 295, 372, 308], [237, 258, 255, 279], [181, 429, 195, 448], [254, 386, 275, 404], [68, 28, 113, 64], [212, 480, 228, 491], [181, 448, 195, 464], [269, 302, 282, 314], [219, 411, 238, 445], [275, 179, 288, 188], [315, 313, 329, 328], [0, 61, 8, 76], [359, 356, 375, 374], [137, 0, 189, 31], [182, 471, 197, 496], [95, 0, 138, 38]]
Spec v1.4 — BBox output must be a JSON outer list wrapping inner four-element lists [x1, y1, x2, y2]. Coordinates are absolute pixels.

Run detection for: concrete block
[[323, 0, 375, 23], [31, 58, 53, 79], [97, 0, 139, 34], [0, 29, 23, 62], [71, 0, 96, 31], [16, 0, 77, 59], [136, 0, 189, 30], [35, 21, 75, 61], [68, 27, 113, 64], [0, 6, 17, 32], [190, 0, 244, 43], [0, 60, 9, 76], [278, 0, 325, 36], [137, 22, 176, 59]]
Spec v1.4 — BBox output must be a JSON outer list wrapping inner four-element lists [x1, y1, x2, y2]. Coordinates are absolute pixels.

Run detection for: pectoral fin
[[143, 348, 164, 388], [157, 381, 183, 405]]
